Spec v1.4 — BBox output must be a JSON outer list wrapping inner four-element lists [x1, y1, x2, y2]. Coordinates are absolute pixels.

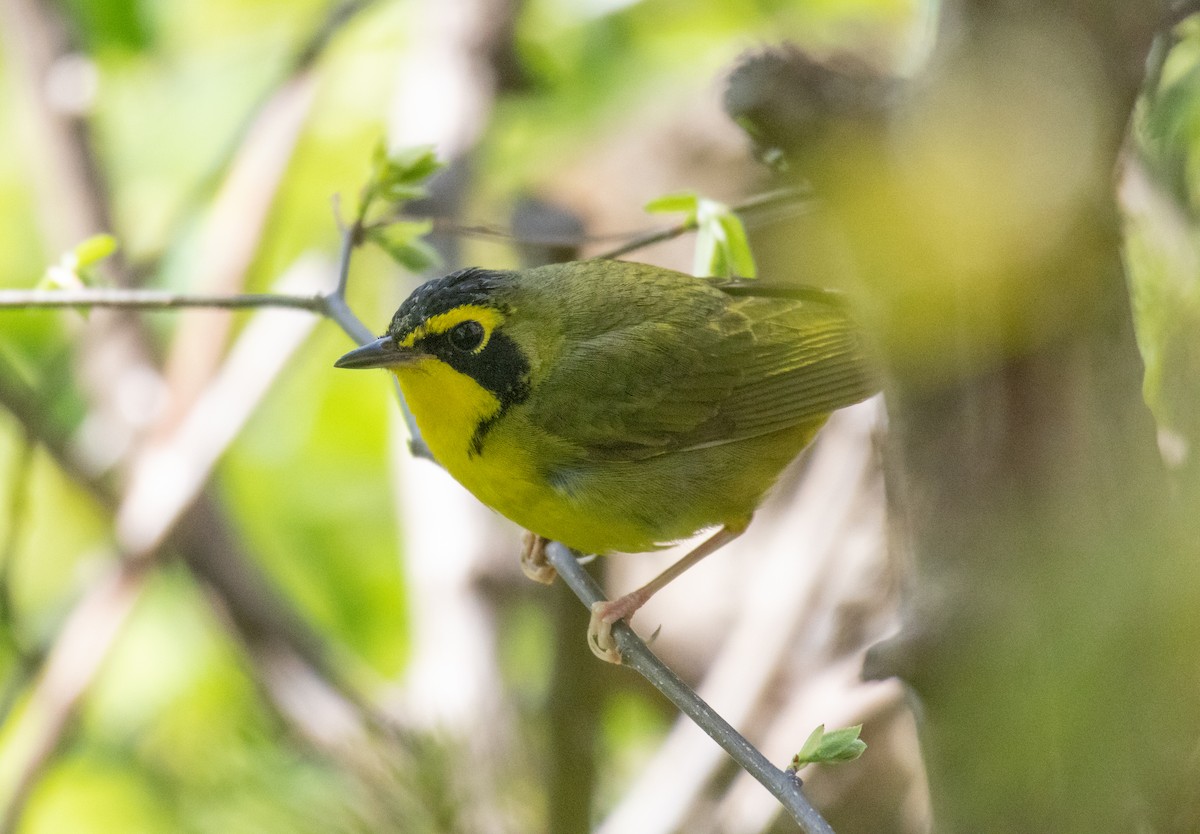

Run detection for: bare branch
[[0, 287, 327, 311], [543, 541, 836, 834], [323, 218, 432, 458], [594, 186, 811, 261]]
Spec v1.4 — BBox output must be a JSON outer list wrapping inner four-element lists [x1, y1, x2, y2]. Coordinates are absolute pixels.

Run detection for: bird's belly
[[459, 419, 827, 556], [447, 430, 661, 555], [397, 359, 825, 555]]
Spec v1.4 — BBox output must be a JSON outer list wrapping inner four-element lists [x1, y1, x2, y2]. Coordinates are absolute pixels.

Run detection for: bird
[[335, 259, 876, 662]]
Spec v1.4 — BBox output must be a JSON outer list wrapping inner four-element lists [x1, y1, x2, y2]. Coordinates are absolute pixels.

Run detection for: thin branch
[[366, 187, 813, 255], [323, 217, 432, 457], [543, 541, 835, 834], [0, 288, 327, 311], [597, 404, 889, 834], [333, 208, 364, 301], [0, 186, 814, 313], [593, 186, 811, 261]]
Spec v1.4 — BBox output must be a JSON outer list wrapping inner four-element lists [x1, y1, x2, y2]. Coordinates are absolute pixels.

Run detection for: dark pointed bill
[[334, 336, 414, 369]]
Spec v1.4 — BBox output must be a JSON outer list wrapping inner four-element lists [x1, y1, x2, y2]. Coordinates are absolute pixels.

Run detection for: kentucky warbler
[[336, 259, 876, 662]]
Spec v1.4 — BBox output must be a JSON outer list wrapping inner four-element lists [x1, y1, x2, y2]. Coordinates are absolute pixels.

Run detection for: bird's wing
[[525, 289, 876, 460]]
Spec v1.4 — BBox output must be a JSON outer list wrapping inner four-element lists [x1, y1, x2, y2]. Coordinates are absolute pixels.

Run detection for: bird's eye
[[448, 320, 485, 352]]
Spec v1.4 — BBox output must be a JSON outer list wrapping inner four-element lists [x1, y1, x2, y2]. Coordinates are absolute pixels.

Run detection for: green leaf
[[644, 192, 699, 215], [788, 724, 866, 770], [37, 234, 120, 300], [361, 142, 445, 219], [644, 190, 756, 280], [366, 222, 441, 273], [716, 212, 755, 278], [73, 233, 119, 269], [384, 145, 443, 183]]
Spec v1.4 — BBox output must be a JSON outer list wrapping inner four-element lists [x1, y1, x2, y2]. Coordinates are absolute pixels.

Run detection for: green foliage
[[58, 0, 150, 52], [37, 234, 119, 290], [1140, 23, 1200, 210], [645, 191, 756, 279], [357, 143, 444, 273], [1126, 21, 1200, 452], [364, 143, 444, 209], [788, 723, 867, 769], [365, 221, 441, 274]]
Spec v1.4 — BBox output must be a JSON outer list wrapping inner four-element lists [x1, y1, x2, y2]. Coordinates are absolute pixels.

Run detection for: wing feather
[[524, 282, 876, 460]]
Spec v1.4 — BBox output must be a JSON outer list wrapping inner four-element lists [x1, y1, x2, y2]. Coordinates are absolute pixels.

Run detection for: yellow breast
[[391, 359, 546, 517], [390, 356, 814, 557]]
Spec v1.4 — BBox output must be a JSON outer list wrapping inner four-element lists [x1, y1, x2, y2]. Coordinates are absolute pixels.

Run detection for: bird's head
[[334, 267, 533, 415]]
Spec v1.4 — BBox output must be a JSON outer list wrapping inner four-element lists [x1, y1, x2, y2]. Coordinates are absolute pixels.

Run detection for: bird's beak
[[334, 336, 416, 370]]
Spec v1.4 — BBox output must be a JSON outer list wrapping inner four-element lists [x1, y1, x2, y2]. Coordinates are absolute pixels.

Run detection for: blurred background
[[0, 0, 1197, 832]]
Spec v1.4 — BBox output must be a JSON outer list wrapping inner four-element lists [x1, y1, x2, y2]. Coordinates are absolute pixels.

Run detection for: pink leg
[[587, 520, 749, 663]]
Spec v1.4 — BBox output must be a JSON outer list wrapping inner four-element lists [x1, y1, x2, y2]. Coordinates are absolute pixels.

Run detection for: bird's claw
[[588, 601, 624, 664], [519, 532, 557, 585]]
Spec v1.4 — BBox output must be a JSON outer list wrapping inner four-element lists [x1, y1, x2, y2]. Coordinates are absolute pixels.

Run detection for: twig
[[320, 211, 431, 457], [593, 186, 810, 261], [367, 187, 813, 255], [0, 185, 814, 313], [0, 288, 327, 311], [543, 541, 836, 834]]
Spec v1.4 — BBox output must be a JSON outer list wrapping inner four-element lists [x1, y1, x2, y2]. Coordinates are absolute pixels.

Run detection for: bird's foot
[[587, 589, 651, 664], [519, 532, 557, 585]]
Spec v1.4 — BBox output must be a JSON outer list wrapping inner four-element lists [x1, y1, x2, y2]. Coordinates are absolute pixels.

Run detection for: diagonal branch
[[543, 541, 835, 834]]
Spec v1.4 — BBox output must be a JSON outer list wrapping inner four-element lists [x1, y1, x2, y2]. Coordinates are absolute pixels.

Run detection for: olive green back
[[507, 260, 876, 461]]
